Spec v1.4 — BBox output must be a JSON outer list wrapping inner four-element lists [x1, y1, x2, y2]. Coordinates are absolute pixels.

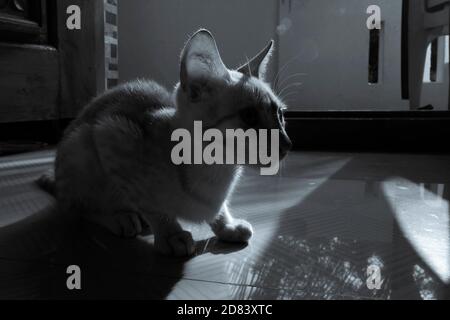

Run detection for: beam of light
[[382, 177, 450, 284], [0, 157, 54, 171], [176, 157, 353, 294]]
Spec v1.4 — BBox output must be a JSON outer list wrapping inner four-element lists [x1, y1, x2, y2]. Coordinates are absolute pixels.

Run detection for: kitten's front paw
[[94, 211, 145, 238], [154, 230, 195, 257], [211, 219, 253, 243]]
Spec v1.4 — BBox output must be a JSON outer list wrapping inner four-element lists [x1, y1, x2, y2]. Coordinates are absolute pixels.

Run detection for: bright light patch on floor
[[0, 157, 54, 170], [174, 157, 353, 297], [382, 177, 450, 284]]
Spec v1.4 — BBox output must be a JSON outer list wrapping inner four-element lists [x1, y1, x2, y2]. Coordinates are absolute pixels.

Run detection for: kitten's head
[[175, 29, 292, 160]]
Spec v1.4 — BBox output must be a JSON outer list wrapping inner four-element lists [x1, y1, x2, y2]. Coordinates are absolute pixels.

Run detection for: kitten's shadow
[[0, 206, 246, 299]]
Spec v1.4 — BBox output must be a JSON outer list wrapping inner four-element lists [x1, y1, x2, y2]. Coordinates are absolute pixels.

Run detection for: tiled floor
[[0, 150, 449, 299]]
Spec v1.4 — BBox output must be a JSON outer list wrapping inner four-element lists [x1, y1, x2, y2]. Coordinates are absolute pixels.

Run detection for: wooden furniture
[[0, 0, 106, 123], [402, 0, 450, 110]]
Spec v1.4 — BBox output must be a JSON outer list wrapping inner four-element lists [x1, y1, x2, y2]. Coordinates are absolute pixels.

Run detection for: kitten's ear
[[238, 40, 274, 80], [180, 29, 229, 101]]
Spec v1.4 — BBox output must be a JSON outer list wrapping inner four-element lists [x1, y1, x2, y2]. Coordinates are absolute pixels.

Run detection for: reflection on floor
[[0, 150, 449, 299]]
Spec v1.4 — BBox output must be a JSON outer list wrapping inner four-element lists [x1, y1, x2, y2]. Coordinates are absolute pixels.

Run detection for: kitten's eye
[[240, 107, 259, 127]]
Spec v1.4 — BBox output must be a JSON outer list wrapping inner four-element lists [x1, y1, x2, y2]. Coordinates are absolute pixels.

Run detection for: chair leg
[[406, 0, 427, 110]]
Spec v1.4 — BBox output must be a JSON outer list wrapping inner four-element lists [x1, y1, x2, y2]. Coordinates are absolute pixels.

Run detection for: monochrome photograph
[[0, 0, 449, 304]]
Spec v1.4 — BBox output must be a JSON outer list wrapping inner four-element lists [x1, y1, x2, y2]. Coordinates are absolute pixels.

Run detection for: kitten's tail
[[35, 169, 56, 196]]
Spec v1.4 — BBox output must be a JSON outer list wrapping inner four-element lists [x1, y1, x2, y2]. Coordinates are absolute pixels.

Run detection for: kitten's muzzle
[[279, 135, 292, 159]]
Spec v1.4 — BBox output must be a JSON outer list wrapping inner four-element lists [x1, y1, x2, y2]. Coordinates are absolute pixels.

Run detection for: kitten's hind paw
[[211, 219, 253, 243], [155, 230, 195, 257], [117, 212, 145, 238]]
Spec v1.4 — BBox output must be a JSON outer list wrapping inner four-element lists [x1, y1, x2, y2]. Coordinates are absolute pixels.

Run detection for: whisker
[[280, 90, 299, 102], [280, 89, 297, 98], [276, 72, 307, 93], [272, 53, 303, 89], [278, 82, 303, 97], [282, 100, 297, 109]]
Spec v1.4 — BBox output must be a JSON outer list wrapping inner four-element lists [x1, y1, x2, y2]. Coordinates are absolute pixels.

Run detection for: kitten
[[38, 29, 292, 256]]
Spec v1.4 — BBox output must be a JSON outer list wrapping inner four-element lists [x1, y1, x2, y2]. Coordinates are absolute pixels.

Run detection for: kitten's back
[[39, 80, 173, 198], [65, 79, 173, 134]]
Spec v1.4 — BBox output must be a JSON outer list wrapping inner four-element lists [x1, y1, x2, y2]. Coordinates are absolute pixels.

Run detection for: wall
[[118, 0, 278, 89], [118, 0, 449, 111], [278, 0, 404, 110], [277, 0, 448, 110]]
